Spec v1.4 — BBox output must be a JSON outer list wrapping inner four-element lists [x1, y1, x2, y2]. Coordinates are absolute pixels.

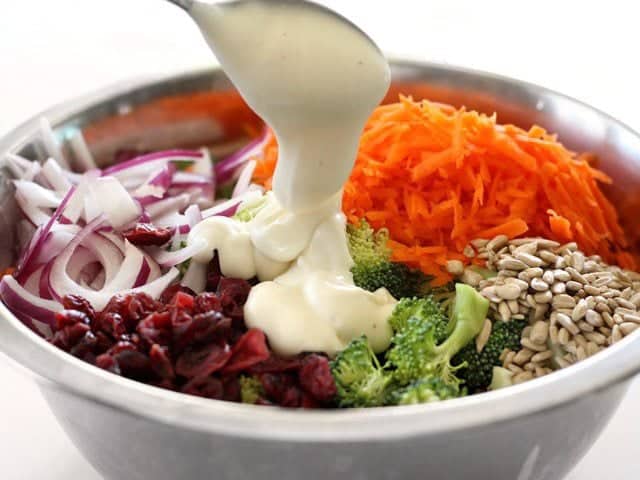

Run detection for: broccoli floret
[[234, 195, 268, 222], [389, 377, 461, 405], [453, 319, 526, 392], [347, 220, 429, 298], [330, 336, 391, 408], [239, 375, 264, 404], [386, 284, 489, 386], [388, 296, 450, 344], [489, 367, 514, 391]]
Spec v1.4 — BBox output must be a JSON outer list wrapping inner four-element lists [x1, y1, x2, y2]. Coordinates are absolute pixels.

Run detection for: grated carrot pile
[[252, 97, 638, 284]]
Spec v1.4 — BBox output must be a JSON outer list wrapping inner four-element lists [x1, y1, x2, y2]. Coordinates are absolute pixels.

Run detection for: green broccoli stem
[[436, 283, 489, 357]]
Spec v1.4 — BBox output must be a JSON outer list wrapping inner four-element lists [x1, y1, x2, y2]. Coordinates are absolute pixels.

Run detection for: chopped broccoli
[[389, 377, 461, 405], [330, 336, 391, 408], [347, 220, 429, 298], [330, 285, 488, 408], [386, 284, 489, 386], [388, 297, 450, 344], [489, 367, 514, 390], [239, 375, 264, 404], [453, 319, 526, 392], [234, 195, 269, 222]]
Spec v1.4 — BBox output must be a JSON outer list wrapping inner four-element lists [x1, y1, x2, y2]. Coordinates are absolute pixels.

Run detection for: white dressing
[[186, 0, 395, 356]]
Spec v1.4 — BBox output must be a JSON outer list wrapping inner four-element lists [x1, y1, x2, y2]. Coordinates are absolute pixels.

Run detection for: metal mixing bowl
[[1, 61, 639, 480]]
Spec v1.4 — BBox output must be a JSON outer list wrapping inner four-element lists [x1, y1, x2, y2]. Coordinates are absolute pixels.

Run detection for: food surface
[[1, 0, 640, 409]]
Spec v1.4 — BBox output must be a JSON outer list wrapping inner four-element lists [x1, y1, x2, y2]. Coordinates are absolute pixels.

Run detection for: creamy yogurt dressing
[[186, 0, 395, 356]]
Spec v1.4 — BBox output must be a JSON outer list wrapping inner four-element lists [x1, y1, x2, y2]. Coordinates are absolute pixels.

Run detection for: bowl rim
[[1, 59, 640, 442]]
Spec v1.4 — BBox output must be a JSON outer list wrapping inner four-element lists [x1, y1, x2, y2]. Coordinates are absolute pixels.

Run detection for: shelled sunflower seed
[[447, 235, 640, 382]]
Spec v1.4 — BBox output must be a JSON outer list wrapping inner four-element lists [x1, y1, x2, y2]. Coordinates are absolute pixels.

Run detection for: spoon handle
[[165, 0, 194, 11]]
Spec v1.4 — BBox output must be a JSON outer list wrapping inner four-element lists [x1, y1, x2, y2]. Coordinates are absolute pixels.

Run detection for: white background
[[0, 0, 639, 478]]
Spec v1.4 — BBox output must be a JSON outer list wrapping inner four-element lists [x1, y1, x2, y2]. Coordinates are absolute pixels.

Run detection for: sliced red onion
[[185, 204, 202, 227], [0, 274, 61, 327], [13, 180, 62, 209], [68, 130, 97, 171], [63, 170, 100, 223], [4, 153, 30, 178], [39, 117, 70, 170], [146, 193, 191, 219], [148, 238, 207, 268], [134, 257, 151, 287], [15, 185, 76, 282], [42, 158, 73, 192], [48, 217, 171, 310], [15, 192, 51, 226], [231, 160, 257, 198], [102, 150, 201, 177], [181, 260, 207, 294], [23, 266, 44, 295], [86, 177, 141, 228], [201, 190, 262, 219], [215, 130, 270, 185], [66, 246, 99, 283]]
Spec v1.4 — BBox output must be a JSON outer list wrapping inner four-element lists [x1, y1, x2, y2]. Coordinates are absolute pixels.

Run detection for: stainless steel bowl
[[1, 61, 640, 480]]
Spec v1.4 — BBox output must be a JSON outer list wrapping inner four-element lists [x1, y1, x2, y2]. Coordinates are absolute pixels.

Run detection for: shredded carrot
[[253, 97, 638, 283]]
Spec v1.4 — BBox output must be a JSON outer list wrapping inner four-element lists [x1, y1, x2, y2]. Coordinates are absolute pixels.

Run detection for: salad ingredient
[[253, 98, 637, 284], [331, 288, 486, 407], [459, 235, 640, 385], [49, 277, 337, 408], [330, 336, 390, 408], [239, 375, 264, 404], [389, 377, 461, 405], [347, 220, 428, 299], [387, 284, 488, 386], [453, 319, 527, 392], [244, 208, 396, 356], [489, 367, 514, 390]]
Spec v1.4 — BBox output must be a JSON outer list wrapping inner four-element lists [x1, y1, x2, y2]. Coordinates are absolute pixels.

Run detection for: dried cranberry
[[175, 342, 232, 379], [218, 278, 251, 306], [55, 309, 90, 330], [193, 292, 222, 314], [181, 376, 224, 399], [298, 355, 337, 403], [222, 376, 241, 402], [137, 312, 171, 347], [149, 344, 175, 380], [61, 295, 96, 320], [51, 322, 91, 351], [170, 291, 195, 311], [101, 293, 161, 331], [159, 284, 196, 305], [96, 354, 120, 375], [113, 349, 153, 381], [70, 331, 98, 359], [248, 355, 304, 374], [122, 223, 174, 247], [93, 312, 127, 338], [222, 329, 270, 374]]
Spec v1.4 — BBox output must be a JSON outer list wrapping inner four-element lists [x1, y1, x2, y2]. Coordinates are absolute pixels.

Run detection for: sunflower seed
[[530, 321, 549, 344], [534, 291, 553, 304], [498, 258, 528, 271], [585, 310, 604, 327], [495, 284, 522, 300], [476, 319, 492, 353], [487, 235, 509, 252], [620, 323, 640, 336], [565, 280, 582, 292], [572, 299, 589, 321], [516, 252, 544, 267], [513, 371, 534, 384], [521, 337, 548, 352], [571, 252, 585, 272], [446, 260, 465, 276], [513, 348, 534, 365], [557, 313, 580, 335], [551, 282, 566, 294], [622, 313, 640, 324]]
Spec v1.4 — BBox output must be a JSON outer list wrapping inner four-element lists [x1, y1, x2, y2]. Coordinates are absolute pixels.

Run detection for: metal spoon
[[164, 0, 383, 52]]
